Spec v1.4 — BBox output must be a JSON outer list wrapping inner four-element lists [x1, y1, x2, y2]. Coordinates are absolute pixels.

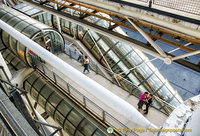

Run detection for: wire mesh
[[154, 0, 200, 15]]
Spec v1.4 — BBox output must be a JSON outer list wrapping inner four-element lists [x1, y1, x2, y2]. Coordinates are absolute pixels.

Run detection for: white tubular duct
[[0, 19, 157, 129]]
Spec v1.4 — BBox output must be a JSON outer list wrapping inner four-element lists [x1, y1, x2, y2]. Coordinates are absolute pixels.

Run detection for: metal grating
[[154, 0, 200, 15]]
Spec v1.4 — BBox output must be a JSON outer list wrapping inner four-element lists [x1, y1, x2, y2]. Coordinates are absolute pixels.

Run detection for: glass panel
[[170, 97, 180, 107], [5, 53, 14, 63], [46, 102, 55, 116], [75, 131, 84, 136], [7, 17, 21, 27], [13, 3, 27, 9], [67, 109, 83, 127], [92, 46, 101, 59], [54, 110, 65, 125], [84, 33, 95, 48], [27, 74, 38, 84], [64, 120, 76, 135], [2, 31, 10, 47], [93, 129, 107, 136], [26, 9, 41, 16], [78, 119, 96, 136], [1, 13, 13, 22], [22, 25, 40, 37], [158, 86, 173, 101], [0, 10, 7, 18], [31, 88, 39, 100], [57, 101, 72, 117], [18, 43, 26, 61], [34, 79, 45, 91], [40, 85, 54, 99], [48, 93, 62, 108], [14, 21, 29, 32], [19, 6, 33, 12], [24, 82, 31, 93], [78, 25, 86, 39], [43, 13, 52, 26], [38, 95, 46, 109], [9, 36, 18, 53], [61, 19, 70, 32], [137, 63, 153, 79], [97, 39, 110, 52], [147, 74, 163, 92]]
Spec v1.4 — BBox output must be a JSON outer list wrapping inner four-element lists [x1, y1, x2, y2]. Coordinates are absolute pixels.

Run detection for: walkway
[[38, 52, 167, 136]]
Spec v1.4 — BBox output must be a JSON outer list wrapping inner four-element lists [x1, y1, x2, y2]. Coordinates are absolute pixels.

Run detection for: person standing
[[144, 94, 153, 114], [83, 56, 90, 73], [137, 92, 148, 111]]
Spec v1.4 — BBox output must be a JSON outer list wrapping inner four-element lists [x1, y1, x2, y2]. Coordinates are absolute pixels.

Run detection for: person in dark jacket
[[144, 94, 153, 114], [137, 92, 148, 111]]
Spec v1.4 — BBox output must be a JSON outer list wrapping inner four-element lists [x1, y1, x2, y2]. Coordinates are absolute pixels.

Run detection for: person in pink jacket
[[137, 92, 148, 111]]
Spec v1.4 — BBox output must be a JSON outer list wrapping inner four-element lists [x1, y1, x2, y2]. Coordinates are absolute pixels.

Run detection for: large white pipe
[[0, 19, 157, 129], [0, 52, 12, 80]]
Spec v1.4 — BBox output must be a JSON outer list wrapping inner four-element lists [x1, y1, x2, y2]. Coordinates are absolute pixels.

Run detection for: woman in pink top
[[137, 92, 148, 110]]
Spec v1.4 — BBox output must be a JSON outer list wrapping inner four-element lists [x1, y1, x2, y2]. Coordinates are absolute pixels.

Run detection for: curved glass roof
[[23, 72, 112, 136], [0, 5, 65, 67]]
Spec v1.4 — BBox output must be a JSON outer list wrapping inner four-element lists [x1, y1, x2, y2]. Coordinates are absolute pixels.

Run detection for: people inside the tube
[[144, 94, 153, 114], [137, 92, 148, 111], [83, 56, 90, 73]]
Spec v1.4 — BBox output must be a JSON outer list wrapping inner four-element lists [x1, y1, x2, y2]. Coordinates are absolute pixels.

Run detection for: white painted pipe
[[126, 18, 167, 58], [172, 50, 200, 61], [0, 19, 157, 129], [0, 52, 12, 80]]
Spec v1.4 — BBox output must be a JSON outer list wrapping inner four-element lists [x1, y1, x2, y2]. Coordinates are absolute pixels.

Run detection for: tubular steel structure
[[12, 3, 184, 114], [0, 3, 185, 115], [0, 17, 157, 129], [22, 0, 200, 72], [23, 72, 114, 136], [0, 5, 159, 134]]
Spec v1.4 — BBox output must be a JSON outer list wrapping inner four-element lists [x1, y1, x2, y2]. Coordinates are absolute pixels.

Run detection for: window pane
[[67, 109, 83, 127]]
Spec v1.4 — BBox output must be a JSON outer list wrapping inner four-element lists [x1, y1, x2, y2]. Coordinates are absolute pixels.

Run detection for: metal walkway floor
[[40, 52, 167, 136]]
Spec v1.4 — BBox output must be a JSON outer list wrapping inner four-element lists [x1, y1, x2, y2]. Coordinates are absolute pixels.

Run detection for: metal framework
[[23, 0, 200, 72], [0, 18, 157, 129]]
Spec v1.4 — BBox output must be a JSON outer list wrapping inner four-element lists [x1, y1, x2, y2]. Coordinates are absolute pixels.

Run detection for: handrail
[[36, 63, 139, 136], [64, 46, 176, 111]]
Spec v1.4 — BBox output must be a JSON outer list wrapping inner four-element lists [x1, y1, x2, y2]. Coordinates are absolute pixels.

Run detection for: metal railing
[[64, 46, 176, 114], [36, 63, 139, 136], [137, 0, 148, 3], [136, 0, 200, 15], [153, 0, 200, 15]]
